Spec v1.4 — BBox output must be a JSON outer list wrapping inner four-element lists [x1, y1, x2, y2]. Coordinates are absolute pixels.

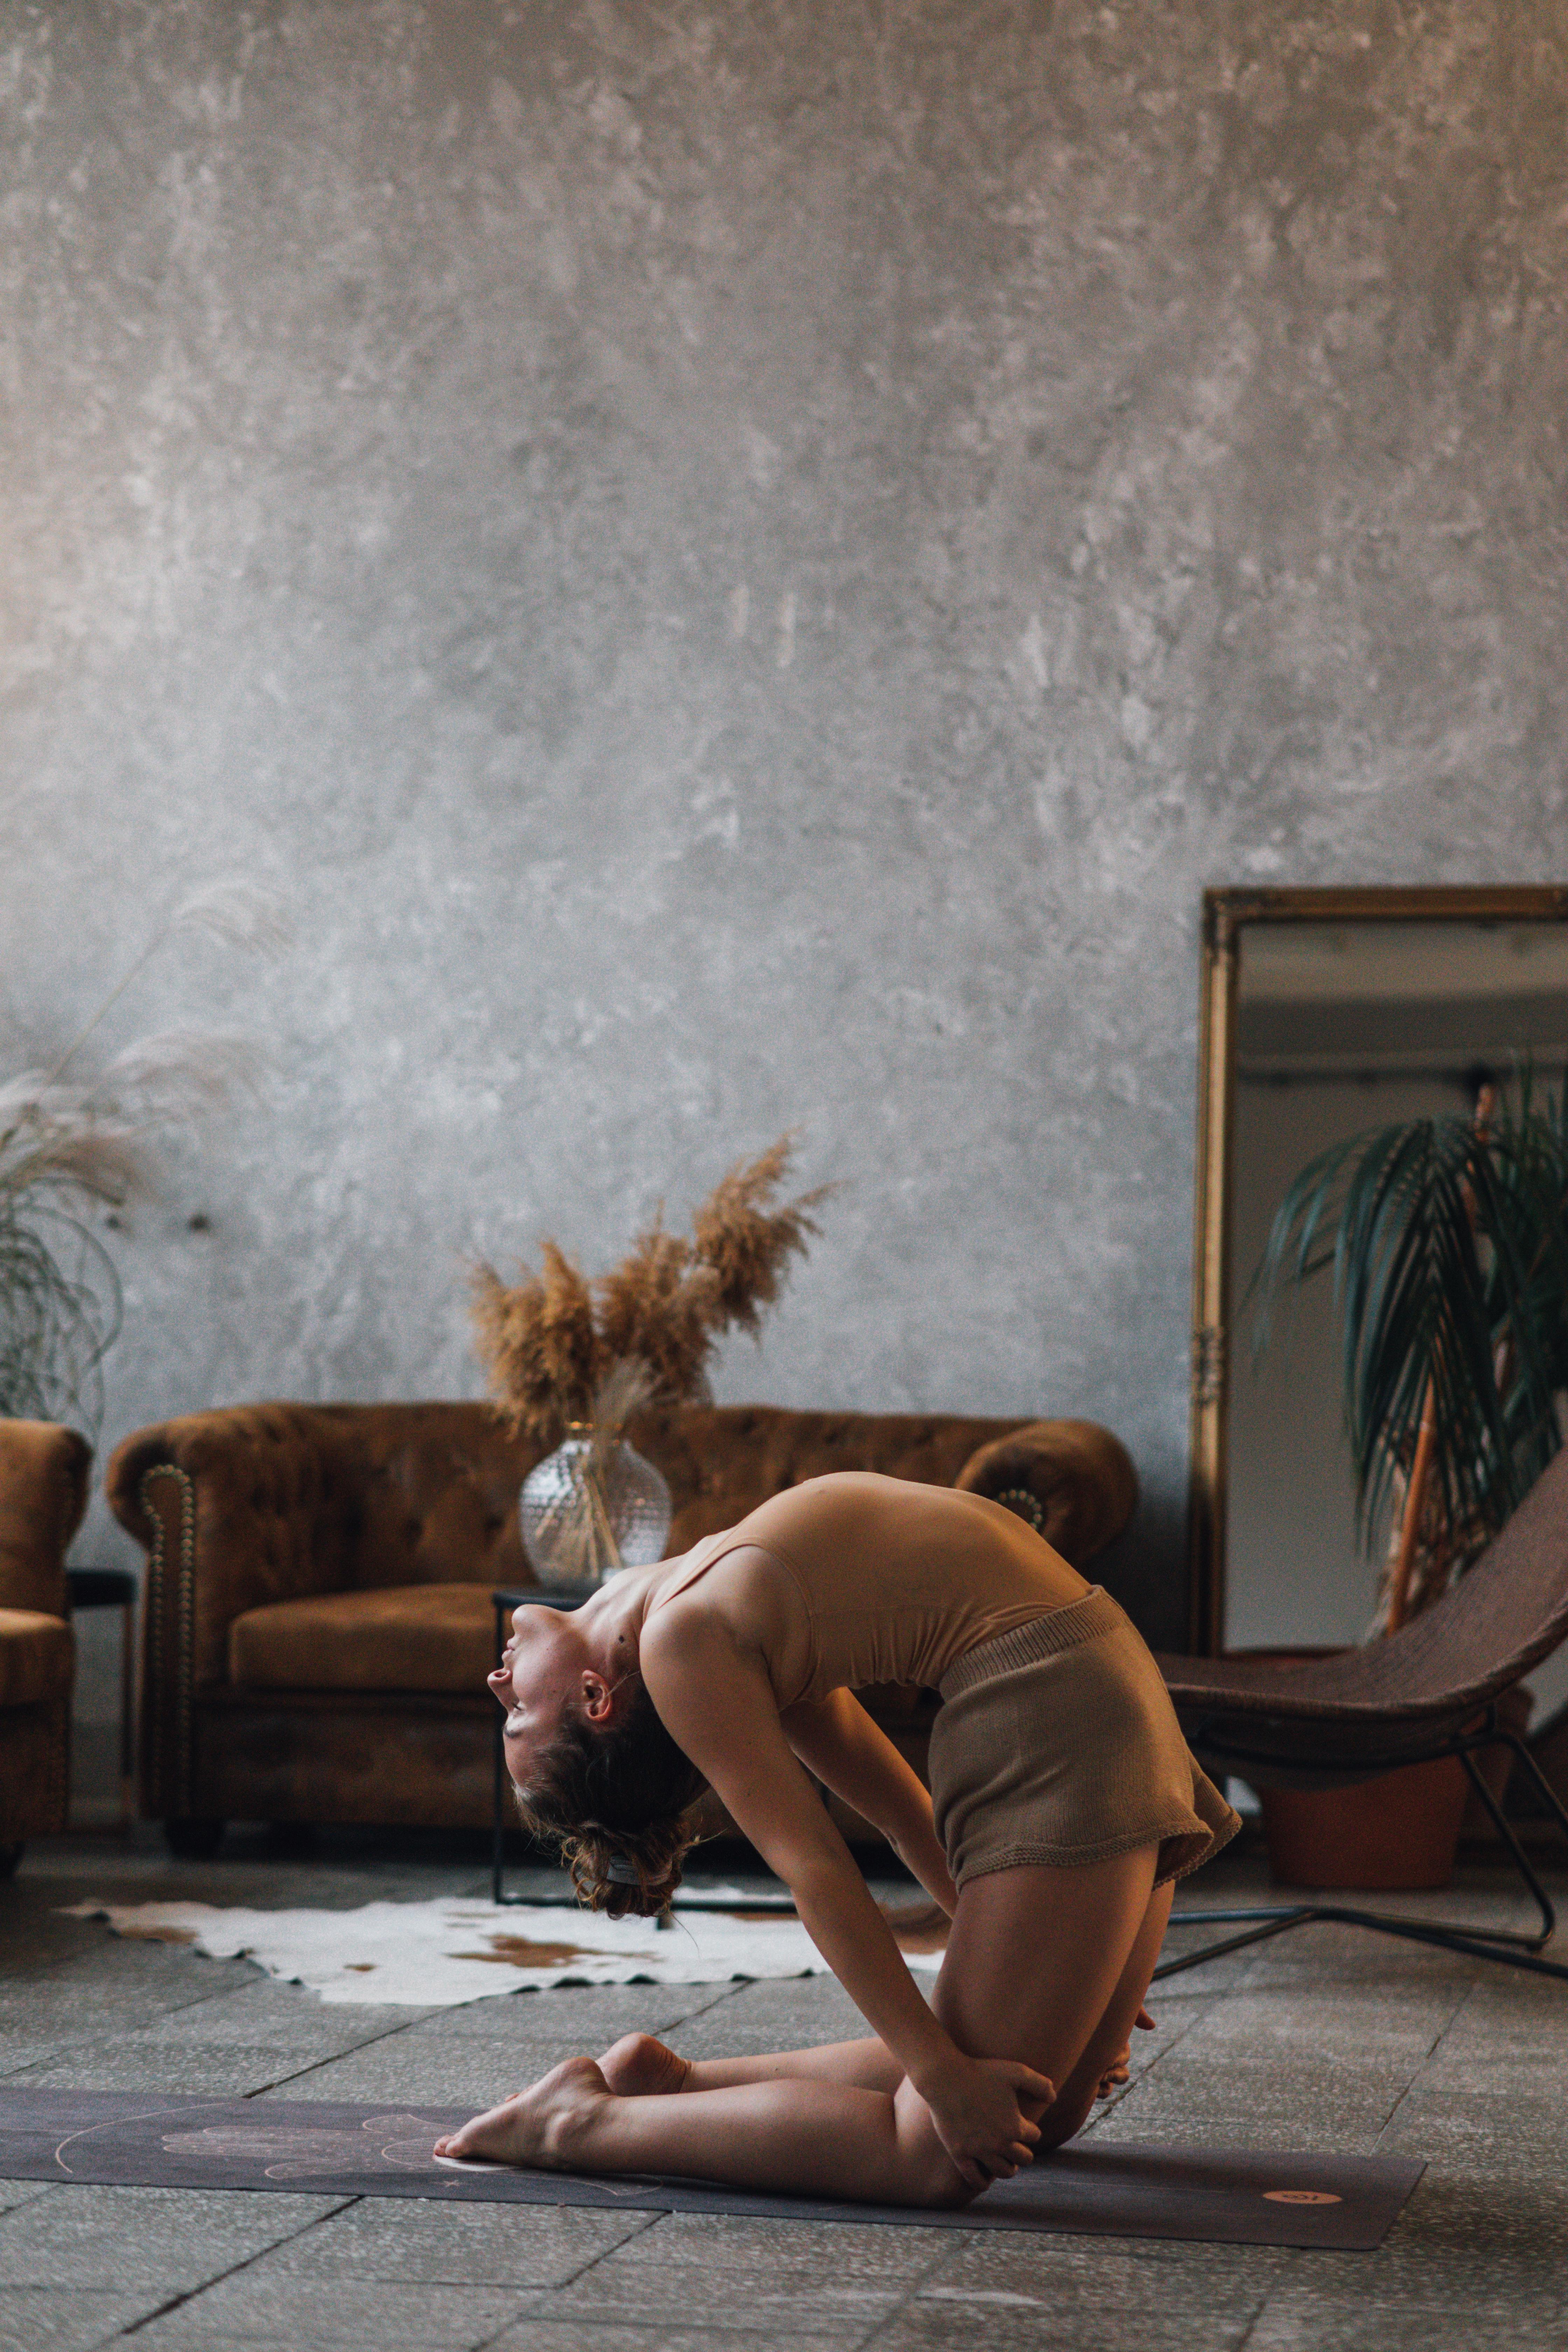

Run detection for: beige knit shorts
[[928, 1586, 1241, 1890]]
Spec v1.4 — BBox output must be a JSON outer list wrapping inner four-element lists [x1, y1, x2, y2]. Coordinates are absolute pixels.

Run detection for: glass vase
[[519, 1430, 673, 1590]]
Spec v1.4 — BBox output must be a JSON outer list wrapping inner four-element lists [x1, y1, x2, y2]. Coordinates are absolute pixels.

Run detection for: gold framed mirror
[[1188, 885, 1568, 1660]]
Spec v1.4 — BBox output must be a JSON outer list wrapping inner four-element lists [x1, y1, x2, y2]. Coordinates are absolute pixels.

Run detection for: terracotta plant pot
[[1259, 1756, 1470, 1892], [1229, 1648, 1532, 1893]]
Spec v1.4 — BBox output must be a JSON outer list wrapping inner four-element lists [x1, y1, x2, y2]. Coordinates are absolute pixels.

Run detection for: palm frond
[[1252, 1098, 1568, 1572]]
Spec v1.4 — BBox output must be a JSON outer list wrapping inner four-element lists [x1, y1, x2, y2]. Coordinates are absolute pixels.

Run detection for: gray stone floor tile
[[251, 2032, 598, 2106], [251, 2197, 654, 2284], [1088, 2100, 1391, 2152], [900, 2246, 1285, 2350], [128, 1983, 415, 2052], [0, 2182, 52, 2217], [1379, 2101, 1568, 2180], [0, 2185, 345, 2290], [54, 2340, 285, 2352], [871, 2304, 1264, 2351], [1384, 2085, 1568, 2158], [1178, 1983, 1465, 2050], [484, 2330, 862, 2352], [6, 2045, 345, 2098], [0, 2038, 68, 2078], [1244, 2284, 1560, 2349], [25, 1943, 250, 2007], [0, 1983, 222, 2037], [914, 2235, 1293, 2310], [1134, 2049, 1418, 2107], [666, 1979, 869, 2061], [539, 2209, 947, 2332], [130, 2274, 536, 2345], [417, 1983, 732, 2041], [0, 2285, 168, 2352]]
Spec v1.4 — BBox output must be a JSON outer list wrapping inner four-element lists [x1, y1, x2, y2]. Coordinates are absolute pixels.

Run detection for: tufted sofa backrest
[[108, 1399, 1137, 1694], [326, 1401, 1070, 1590]]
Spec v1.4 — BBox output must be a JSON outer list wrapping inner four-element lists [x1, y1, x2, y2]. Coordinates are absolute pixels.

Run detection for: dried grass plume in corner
[[471, 1137, 835, 1449]]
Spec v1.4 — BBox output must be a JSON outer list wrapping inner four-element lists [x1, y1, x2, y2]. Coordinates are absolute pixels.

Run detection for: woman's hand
[[917, 2051, 1054, 2191]]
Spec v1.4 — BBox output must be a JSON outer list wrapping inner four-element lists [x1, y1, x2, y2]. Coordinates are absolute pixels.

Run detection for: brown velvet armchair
[[0, 1420, 89, 1870], [106, 1400, 1137, 1851]]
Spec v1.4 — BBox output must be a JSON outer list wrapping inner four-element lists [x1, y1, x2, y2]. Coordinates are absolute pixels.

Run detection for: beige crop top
[[645, 1470, 1089, 1709]]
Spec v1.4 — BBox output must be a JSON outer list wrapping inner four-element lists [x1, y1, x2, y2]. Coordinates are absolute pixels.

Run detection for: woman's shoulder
[[641, 1538, 808, 1683]]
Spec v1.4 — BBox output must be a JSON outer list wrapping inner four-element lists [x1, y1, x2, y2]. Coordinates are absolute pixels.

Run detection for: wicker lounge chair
[[1156, 1448, 1568, 1983]]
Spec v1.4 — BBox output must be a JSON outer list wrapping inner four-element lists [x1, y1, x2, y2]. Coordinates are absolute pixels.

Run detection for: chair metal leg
[[1497, 1730, 1568, 1850], [1453, 1741, 1558, 1948], [1157, 1727, 1568, 1986], [1159, 1899, 1568, 1983]]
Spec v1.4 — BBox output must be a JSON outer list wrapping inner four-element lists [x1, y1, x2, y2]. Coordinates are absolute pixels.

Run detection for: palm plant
[[1252, 1073, 1568, 1631], [0, 885, 289, 1438]]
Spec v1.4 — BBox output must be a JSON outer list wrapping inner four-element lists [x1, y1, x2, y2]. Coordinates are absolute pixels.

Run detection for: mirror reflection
[[1226, 920, 1568, 1715]]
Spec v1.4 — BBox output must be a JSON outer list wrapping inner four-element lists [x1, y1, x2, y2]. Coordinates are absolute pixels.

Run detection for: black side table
[[488, 1585, 795, 1913], [64, 1565, 137, 1833]]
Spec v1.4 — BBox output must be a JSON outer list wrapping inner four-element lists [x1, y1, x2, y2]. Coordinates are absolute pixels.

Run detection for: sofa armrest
[[955, 1418, 1137, 1568], [106, 1405, 365, 1816], [0, 1420, 91, 1619]]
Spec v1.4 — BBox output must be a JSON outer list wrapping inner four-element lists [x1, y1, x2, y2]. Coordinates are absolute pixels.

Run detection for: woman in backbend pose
[[435, 1472, 1238, 2206]]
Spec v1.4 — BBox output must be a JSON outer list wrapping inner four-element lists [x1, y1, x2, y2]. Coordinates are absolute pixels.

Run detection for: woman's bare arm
[[641, 1611, 1050, 2186], [779, 1688, 958, 1916]]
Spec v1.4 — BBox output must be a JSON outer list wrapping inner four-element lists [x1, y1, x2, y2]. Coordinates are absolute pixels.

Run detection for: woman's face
[[489, 1604, 587, 1785]]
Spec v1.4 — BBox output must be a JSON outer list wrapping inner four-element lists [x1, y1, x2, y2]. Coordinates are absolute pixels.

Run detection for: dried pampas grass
[[691, 1134, 834, 1338], [0, 881, 290, 1435], [472, 1136, 834, 1447], [595, 1222, 719, 1411]]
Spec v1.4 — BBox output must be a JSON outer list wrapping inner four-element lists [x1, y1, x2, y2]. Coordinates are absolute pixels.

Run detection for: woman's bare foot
[[598, 2031, 693, 2098], [432, 2054, 611, 2169]]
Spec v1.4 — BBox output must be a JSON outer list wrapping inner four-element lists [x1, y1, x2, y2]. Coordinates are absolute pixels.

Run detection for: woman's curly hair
[[511, 1677, 708, 1919]]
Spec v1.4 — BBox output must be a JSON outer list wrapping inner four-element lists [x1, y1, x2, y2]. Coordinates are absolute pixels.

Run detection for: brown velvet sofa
[[0, 1420, 89, 1869], [106, 1401, 1137, 1850]]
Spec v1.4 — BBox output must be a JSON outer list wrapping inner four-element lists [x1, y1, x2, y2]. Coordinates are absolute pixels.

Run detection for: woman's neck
[[577, 1550, 692, 1663]]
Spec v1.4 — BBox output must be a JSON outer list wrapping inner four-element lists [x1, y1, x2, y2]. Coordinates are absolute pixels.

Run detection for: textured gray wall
[[4, 2, 1567, 1781]]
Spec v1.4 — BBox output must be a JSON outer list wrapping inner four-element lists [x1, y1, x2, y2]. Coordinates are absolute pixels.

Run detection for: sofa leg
[[165, 1817, 225, 1860], [0, 1843, 22, 1879]]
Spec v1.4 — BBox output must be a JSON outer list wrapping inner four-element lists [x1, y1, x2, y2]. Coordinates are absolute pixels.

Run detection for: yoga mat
[[0, 2089, 1422, 2249]]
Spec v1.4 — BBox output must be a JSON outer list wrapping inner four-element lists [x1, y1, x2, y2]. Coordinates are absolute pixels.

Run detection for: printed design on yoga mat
[[159, 2115, 450, 2180], [0, 2088, 1426, 2249]]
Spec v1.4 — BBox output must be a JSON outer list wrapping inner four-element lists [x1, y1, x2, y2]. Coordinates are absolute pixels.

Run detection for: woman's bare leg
[[935, 1860, 1172, 2150], [438, 2054, 974, 2206], [600, 2031, 902, 2097], [437, 1846, 1166, 2206], [605, 1860, 1169, 2114]]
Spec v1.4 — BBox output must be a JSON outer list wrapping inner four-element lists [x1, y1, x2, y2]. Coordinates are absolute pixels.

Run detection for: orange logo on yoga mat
[[1262, 2190, 1343, 2205]]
